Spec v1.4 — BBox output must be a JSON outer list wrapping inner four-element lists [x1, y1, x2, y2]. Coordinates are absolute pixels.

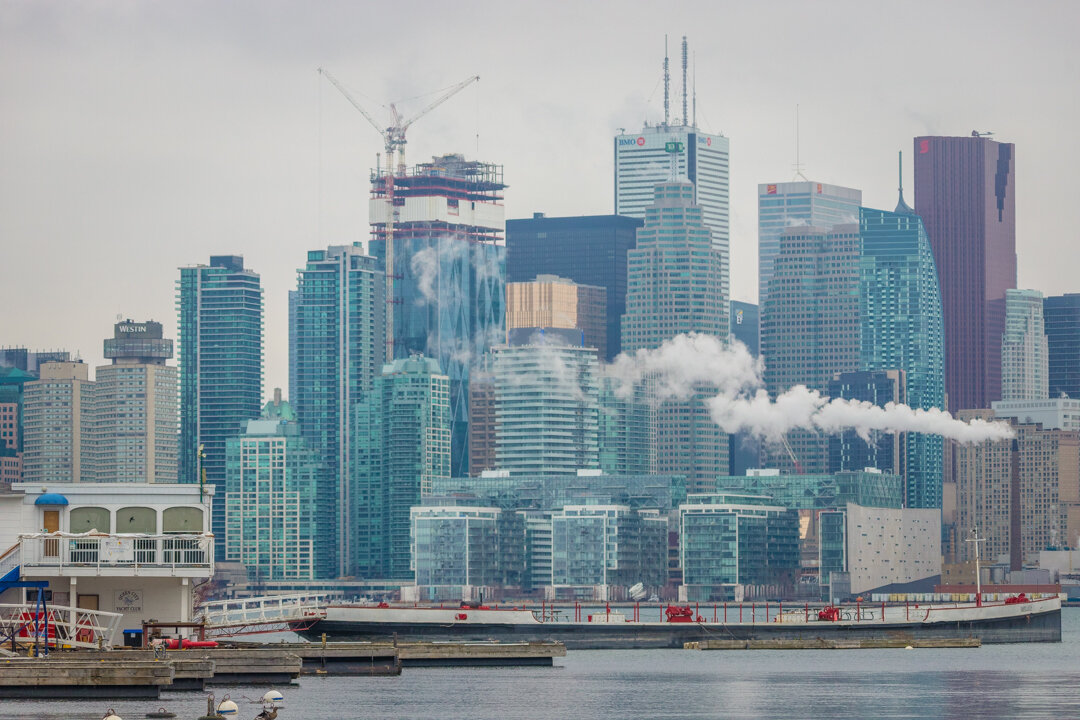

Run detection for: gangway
[[0, 603, 123, 650], [197, 593, 327, 638]]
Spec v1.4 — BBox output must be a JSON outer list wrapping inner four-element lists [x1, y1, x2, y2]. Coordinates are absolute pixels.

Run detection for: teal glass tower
[[352, 355, 450, 580], [177, 255, 263, 559], [291, 243, 385, 578], [858, 160, 945, 509]]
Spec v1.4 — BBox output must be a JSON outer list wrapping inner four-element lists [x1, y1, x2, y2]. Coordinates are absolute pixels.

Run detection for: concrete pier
[[0, 658, 174, 699]]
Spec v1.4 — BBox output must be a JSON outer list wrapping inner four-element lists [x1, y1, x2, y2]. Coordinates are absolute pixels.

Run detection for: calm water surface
[[4, 608, 1080, 719]]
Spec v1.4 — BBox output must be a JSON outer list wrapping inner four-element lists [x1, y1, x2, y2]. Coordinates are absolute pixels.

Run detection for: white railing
[[18, 533, 214, 574], [0, 603, 124, 649], [198, 593, 327, 631], [0, 543, 19, 580]]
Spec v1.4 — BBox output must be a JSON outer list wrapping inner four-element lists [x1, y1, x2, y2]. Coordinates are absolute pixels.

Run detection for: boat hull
[[296, 600, 1062, 649]]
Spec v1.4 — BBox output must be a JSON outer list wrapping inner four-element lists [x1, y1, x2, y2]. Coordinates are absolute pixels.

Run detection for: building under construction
[[369, 153, 507, 477]]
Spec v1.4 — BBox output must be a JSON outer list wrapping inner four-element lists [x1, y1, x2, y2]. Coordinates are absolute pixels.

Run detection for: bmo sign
[[618, 136, 647, 147]]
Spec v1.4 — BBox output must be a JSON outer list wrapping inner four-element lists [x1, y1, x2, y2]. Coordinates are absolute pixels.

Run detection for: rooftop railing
[[18, 533, 213, 574]]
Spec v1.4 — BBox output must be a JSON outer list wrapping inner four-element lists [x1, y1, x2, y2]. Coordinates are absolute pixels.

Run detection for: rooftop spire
[[895, 150, 915, 214]]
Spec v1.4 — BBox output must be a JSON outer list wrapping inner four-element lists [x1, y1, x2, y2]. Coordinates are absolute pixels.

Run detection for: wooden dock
[[684, 636, 982, 650]]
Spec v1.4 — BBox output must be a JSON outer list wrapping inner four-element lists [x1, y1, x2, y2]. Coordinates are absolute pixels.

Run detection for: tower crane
[[317, 68, 480, 358]]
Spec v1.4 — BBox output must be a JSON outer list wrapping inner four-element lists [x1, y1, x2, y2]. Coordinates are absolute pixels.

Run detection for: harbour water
[[4, 607, 1079, 719]]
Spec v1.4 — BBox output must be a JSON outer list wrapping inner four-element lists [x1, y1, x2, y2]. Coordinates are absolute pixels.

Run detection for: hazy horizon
[[3, 0, 1077, 394]]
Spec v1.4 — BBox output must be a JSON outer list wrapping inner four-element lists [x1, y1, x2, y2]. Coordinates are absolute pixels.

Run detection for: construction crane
[[317, 68, 480, 358]]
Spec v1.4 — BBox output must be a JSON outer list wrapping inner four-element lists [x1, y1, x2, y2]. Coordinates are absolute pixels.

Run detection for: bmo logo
[[618, 137, 647, 147], [698, 136, 713, 147]]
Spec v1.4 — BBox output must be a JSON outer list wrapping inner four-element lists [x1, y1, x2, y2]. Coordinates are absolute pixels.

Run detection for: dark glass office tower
[[1044, 293, 1080, 398], [914, 135, 1017, 412], [506, 214, 642, 361]]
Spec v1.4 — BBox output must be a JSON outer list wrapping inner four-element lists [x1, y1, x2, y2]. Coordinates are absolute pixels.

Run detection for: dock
[[0, 639, 563, 697], [228, 639, 565, 670], [684, 637, 982, 650], [0, 658, 175, 699]]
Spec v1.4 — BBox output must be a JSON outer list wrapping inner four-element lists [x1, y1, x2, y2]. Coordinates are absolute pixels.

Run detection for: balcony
[[18, 533, 214, 577]]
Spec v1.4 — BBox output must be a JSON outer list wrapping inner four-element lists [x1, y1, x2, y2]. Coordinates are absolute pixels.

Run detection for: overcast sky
[[2, 0, 1077, 394]]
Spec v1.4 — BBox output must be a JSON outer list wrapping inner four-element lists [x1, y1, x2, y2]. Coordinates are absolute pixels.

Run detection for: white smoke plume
[[607, 333, 760, 400], [608, 333, 1014, 444]]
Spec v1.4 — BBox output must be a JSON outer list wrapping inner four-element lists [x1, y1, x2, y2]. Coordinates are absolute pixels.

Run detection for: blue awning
[[34, 493, 69, 506]]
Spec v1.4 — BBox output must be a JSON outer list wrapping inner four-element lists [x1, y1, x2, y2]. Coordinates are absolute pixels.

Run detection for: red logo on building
[[817, 183, 823, 194], [707, 137, 712, 146], [637, 137, 645, 146], [920, 139, 930, 154], [766, 185, 777, 195]]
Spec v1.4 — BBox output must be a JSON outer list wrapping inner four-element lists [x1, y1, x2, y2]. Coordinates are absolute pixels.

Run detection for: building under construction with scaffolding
[[369, 153, 507, 477]]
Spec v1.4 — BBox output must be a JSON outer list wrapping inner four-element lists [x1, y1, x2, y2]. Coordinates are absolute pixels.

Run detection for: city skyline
[[3, 1, 1077, 394]]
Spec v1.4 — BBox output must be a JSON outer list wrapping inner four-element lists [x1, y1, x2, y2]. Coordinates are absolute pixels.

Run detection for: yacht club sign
[[114, 589, 143, 613]]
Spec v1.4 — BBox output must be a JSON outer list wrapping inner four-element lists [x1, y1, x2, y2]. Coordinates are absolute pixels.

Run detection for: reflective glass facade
[[1044, 294, 1080, 399], [716, 470, 904, 510], [757, 181, 861, 306], [679, 493, 800, 601], [353, 356, 450, 580], [506, 214, 642, 361], [623, 182, 728, 491], [859, 206, 945, 509], [1001, 289, 1048, 401], [914, 136, 1017, 412], [291, 244, 385, 577], [761, 225, 862, 474], [224, 406, 321, 581], [492, 343, 599, 475], [177, 256, 263, 560]]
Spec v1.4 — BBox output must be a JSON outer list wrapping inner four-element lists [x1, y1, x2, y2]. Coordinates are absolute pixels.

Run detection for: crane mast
[[318, 68, 479, 359]]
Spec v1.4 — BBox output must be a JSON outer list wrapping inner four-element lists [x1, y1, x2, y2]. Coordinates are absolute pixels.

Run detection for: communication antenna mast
[[793, 104, 808, 181], [681, 36, 688, 126], [692, 52, 697, 128], [663, 36, 670, 127]]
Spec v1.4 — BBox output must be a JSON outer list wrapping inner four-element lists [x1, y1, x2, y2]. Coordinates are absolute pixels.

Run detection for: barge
[[294, 595, 1062, 649]]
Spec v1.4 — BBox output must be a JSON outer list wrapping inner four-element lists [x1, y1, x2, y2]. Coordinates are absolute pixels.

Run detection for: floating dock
[[0, 658, 175, 699], [684, 636, 982, 650]]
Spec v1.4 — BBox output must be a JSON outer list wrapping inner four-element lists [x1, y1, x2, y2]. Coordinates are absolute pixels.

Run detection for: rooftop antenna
[[792, 104, 808, 181], [895, 150, 914, 214], [692, 52, 697, 128], [663, 35, 670, 128], [681, 36, 688, 126]]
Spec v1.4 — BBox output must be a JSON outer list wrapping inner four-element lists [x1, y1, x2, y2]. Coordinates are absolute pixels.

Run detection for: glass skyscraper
[[291, 243, 385, 577], [914, 135, 1017, 412], [369, 154, 505, 478], [1001, 289, 1048, 401], [761, 224, 862, 474], [1043, 294, 1080, 399], [757, 181, 861, 306], [177, 255, 263, 559], [615, 125, 730, 306], [622, 182, 728, 491], [224, 394, 321, 581], [859, 204, 945, 509], [491, 341, 600, 476], [352, 355, 450, 580], [506, 214, 642, 361]]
